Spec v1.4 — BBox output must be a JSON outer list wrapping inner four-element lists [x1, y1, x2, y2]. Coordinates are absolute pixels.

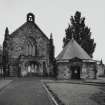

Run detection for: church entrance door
[[26, 61, 39, 77], [71, 66, 81, 79], [27, 64, 37, 76]]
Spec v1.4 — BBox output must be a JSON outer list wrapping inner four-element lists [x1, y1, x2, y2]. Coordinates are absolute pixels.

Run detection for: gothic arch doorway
[[71, 65, 81, 79], [25, 61, 39, 76]]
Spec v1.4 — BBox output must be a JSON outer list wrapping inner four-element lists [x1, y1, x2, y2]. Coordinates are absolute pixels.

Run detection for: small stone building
[[56, 38, 97, 79], [3, 13, 54, 77]]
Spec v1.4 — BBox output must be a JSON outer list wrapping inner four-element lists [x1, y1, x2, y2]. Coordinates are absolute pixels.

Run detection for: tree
[[63, 11, 96, 57]]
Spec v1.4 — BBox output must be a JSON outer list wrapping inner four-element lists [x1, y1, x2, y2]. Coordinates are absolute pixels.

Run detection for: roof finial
[[4, 27, 9, 40], [50, 33, 54, 45], [5, 27, 9, 35], [50, 33, 53, 39], [100, 58, 103, 65]]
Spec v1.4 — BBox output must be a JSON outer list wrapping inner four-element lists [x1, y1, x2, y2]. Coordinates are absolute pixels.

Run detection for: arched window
[[26, 45, 28, 56], [32, 46, 35, 56], [25, 36, 37, 56], [29, 44, 32, 56]]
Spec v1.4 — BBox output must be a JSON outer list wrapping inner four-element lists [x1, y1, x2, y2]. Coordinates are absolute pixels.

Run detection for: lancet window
[[25, 39, 36, 56]]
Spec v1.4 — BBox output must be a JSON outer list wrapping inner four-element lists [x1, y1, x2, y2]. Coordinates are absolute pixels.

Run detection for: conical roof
[[56, 38, 91, 61]]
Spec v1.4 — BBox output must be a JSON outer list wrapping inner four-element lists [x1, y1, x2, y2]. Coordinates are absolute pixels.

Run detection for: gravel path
[[0, 78, 54, 105]]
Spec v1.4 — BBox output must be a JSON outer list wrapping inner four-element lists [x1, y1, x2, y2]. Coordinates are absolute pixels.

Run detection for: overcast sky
[[0, 0, 105, 63]]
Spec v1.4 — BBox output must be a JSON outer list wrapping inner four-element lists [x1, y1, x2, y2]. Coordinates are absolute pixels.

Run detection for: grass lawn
[[46, 83, 105, 105]]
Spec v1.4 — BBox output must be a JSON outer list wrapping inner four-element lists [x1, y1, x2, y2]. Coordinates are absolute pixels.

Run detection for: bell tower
[[27, 13, 35, 22]]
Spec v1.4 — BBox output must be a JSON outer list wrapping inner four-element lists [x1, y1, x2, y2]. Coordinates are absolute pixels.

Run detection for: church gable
[[2, 13, 55, 77], [10, 13, 49, 43], [8, 13, 50, 59]]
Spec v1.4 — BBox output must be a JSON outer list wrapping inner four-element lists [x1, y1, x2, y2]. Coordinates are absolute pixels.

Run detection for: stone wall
[[57, 61, 97, 80], [57, 62, 71, 79], [97, 64, 105, 77], [8, 23, 50, 60], [4, 18, 54, 77]]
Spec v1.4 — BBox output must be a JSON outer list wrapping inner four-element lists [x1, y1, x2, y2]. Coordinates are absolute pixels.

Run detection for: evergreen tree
[[63, 11, 96, 57]]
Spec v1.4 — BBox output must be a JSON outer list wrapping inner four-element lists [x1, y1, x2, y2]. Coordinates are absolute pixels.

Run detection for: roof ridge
[[56, 38, 91, 60], [10, 22, 27, 37]]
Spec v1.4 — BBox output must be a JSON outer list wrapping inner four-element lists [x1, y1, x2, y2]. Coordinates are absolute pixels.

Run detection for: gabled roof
[[10, 22, 49, 41], [56, 38, 91, 61], [9, 13, 50, 42]]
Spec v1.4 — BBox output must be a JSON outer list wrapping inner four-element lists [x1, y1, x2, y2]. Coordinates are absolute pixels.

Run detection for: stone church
[[3, 13, 55, 77]]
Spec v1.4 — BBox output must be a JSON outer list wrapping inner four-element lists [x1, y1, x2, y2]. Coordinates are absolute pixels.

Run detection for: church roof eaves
[[34, 23, 49, 41]]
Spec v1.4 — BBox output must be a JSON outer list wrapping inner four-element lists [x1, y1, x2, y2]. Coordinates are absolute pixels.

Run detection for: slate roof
[[56, 38, 91, 61]]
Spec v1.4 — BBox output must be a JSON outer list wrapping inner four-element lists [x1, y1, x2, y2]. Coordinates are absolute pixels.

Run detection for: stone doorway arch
[[71, 65, 81, 79], [24, 61, 39, 77]]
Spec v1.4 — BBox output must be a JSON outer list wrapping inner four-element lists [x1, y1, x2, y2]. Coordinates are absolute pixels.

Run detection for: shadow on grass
[[90, 87, 105, 105]]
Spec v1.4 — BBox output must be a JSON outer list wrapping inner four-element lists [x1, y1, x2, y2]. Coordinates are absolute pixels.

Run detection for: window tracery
[[25, 38, 36, 56]]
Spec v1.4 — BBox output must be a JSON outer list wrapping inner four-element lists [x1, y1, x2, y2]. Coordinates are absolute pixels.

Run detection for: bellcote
[[27, 13, 35, 23]]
